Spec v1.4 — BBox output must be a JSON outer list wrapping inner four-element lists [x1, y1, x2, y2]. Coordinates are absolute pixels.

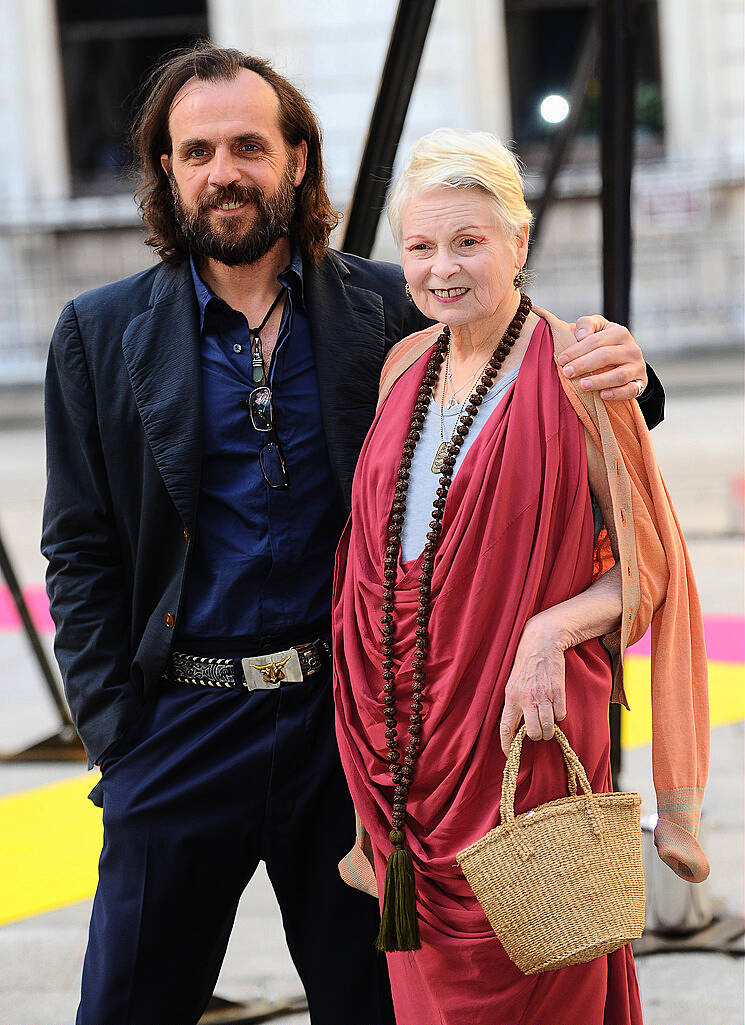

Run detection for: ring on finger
[[632, 379, 644, 398]]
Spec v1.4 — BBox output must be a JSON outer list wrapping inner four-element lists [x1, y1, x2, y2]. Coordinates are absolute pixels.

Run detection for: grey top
[[400, 364, 521, 563]]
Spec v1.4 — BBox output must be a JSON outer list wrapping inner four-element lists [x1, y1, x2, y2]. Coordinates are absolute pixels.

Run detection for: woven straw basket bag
[[456, 725, 645, 974]]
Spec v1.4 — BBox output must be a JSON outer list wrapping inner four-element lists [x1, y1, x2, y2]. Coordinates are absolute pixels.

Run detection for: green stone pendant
[[251, 336, 264, 384]]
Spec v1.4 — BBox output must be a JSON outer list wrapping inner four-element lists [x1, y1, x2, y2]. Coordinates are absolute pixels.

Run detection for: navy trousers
[[77, 667, 394, 1025]]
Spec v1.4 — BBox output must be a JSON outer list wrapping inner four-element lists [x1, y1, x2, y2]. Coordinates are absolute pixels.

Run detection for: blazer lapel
[[304, 252, 385, 504], [121, 262, 202, 530]]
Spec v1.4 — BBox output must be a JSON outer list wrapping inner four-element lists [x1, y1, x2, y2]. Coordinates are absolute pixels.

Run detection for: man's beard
[[170, 164, 297, 267]]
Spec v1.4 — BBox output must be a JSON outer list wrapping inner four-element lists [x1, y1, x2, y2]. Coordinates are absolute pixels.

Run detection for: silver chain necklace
[[432, 344, 496, 473]]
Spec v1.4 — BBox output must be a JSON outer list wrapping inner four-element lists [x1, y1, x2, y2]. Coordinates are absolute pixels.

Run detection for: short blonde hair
[[387, 128, 533, 247]]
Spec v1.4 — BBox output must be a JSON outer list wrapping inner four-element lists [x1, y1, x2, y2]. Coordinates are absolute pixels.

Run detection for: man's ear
[[292, 140, 308, 187], [160, 154, 171, 176]]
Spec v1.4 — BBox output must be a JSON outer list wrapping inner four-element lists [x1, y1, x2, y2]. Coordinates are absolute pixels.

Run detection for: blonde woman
[[333, 130, 708, 1025]]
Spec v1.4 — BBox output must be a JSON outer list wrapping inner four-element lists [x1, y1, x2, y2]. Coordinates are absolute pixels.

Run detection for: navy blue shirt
[[176, 249, 345, 648]]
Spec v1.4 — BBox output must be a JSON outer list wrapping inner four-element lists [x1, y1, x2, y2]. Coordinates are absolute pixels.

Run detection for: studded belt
[[166, 638, 331, 692]]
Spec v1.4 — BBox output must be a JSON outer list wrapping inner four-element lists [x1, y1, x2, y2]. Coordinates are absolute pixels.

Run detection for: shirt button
[[163, 612, 175, 629], [233, 343, 242, 353], [183, 529, 190, 543]]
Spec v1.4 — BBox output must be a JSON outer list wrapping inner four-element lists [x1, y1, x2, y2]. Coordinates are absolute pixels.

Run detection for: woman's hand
[[499, 617, 568, 757]]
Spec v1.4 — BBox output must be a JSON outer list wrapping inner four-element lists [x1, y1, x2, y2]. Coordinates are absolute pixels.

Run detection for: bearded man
[[42, 44, 664, 1025]]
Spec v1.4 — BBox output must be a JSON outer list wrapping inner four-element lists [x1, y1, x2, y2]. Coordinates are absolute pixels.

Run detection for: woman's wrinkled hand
[[499, 619, 568, 757]]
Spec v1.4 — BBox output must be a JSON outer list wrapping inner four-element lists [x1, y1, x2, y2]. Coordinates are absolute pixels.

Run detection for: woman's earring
[[513, 267, 526, 289], [405, 281, 413, 301]]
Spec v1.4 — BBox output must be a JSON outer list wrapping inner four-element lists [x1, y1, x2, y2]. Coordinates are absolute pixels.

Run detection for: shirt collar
[[189, 255, 214, 332], [189, 240, 305, 332], [278, 238, 305, 309]]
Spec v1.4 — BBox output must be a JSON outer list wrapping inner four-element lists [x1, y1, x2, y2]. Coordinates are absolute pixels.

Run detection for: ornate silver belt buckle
[[241, 648, 303, 691]]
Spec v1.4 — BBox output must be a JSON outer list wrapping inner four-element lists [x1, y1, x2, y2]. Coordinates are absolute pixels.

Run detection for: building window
[[504, 0, 663, 154], [57, 1, 208, 195]]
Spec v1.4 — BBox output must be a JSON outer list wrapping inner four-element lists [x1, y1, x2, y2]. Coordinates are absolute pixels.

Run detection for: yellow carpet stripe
[[0, 655, 742, 927], [622, 656, 745, 749], [0, 774, 102, 926]]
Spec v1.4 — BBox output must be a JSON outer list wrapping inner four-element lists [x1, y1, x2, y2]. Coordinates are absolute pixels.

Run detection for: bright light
[[540, 94, 570, 125]]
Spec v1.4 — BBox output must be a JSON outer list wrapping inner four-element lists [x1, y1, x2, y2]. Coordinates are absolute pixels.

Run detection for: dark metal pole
[[342, 0, 437, 257], [600, 0, 638, 784], [0, 524, 72, 726], [600, 0, 637, 326]]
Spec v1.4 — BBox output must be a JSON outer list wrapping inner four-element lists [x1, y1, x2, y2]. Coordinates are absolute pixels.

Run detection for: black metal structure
[[342, 0, 437, 258], [600, 0, 638, 785], [600, 0, 637, 329]]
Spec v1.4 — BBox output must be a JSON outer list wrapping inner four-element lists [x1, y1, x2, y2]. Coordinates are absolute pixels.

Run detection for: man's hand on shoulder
[[556, 315, 647, 402]]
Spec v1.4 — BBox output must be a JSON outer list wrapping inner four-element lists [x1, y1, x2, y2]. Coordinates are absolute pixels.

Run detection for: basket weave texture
[[456, 725, 645, 975]]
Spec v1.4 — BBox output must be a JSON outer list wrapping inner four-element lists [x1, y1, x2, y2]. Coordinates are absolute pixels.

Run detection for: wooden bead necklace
[[376, 292, 532, 952]]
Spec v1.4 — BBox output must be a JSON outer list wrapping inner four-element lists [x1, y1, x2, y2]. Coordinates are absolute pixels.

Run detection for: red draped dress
[[333, 320, 643, 1025]]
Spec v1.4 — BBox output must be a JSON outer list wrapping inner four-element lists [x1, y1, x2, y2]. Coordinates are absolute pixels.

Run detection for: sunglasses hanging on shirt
[[239, 386, 289, 489], [239, 286, 289, 489], [240, 285, 291, 492], [249, 287, 286, 385]]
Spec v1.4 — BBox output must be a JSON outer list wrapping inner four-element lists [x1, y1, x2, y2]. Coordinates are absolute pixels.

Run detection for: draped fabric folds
[[333, 321, 643, 1025]]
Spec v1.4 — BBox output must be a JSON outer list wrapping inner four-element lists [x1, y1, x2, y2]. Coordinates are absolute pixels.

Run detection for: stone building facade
[[0, 0, 741, 381]]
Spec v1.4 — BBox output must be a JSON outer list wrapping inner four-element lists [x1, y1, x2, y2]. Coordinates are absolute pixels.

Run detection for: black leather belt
[[166, 638, 331, 692]]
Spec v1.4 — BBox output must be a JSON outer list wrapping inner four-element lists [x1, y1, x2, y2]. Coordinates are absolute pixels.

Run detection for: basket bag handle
[[500, 725, 602, 843]]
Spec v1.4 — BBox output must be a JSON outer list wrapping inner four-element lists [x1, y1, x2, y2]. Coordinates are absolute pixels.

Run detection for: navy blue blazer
[[42, 250, 428, 765]]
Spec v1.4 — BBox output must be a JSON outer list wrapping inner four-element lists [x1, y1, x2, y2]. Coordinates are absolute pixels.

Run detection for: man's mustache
[[197, 182, 264, 212]]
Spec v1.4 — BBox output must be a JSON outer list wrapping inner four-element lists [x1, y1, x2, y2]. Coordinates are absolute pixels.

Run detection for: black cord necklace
[[250, 287, 286, 385]]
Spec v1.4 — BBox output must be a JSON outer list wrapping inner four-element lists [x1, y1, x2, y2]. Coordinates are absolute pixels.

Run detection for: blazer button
[[163, 612, 175, 629], [183, 529, 190, 543]]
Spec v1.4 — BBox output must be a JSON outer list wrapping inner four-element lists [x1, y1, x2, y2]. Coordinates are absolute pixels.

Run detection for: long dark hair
[[131, 43, 340, 264]]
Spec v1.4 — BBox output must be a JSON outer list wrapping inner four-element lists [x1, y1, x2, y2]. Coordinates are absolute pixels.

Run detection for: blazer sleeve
[[41, 301, 138, 765], [637, 363, 665, 431]]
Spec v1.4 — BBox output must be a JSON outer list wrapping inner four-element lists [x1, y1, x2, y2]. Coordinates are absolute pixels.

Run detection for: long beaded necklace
[[376, 292, 532, 953]]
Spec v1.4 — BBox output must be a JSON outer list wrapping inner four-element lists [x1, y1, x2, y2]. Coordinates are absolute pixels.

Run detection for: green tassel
[[376, 829, 421, 952]]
